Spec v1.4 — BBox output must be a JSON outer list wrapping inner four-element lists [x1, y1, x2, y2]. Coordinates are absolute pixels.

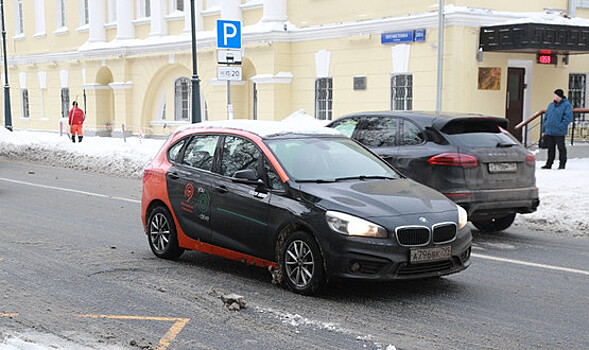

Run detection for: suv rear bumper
[[444, 187, 540, 220]]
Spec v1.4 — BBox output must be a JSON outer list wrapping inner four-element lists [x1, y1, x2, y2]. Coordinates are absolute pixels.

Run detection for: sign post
[[217, 19, 242, 120]]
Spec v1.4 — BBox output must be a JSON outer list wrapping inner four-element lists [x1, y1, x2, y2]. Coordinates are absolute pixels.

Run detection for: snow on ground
[[1, 126, 588, 237]]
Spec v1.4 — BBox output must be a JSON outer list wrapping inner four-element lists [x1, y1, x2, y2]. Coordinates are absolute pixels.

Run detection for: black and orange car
[[141, 120, 472, 294]]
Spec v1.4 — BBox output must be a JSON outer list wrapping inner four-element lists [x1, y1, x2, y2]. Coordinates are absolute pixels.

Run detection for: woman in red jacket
[[68, 101, 85, 143]]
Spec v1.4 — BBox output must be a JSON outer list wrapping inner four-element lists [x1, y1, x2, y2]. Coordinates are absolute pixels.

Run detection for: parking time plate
[[488, 162, 517, 173], [410, 246, 451, 264]]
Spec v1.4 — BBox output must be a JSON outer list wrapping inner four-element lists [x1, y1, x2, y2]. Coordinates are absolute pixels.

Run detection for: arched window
[[174, 77, 191, 121]]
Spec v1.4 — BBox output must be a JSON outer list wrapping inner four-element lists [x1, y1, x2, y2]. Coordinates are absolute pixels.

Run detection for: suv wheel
[[472, 213, 516, 232], [279, 231, 325, 295]]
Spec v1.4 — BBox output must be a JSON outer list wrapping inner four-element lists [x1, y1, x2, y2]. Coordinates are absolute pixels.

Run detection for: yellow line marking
[[0, 313, 19, 317], [77, 314, 190, 350]]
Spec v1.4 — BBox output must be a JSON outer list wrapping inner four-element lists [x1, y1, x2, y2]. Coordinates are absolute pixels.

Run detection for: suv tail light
[[143, 164, 154, 184], [428, 153, 479, 168], [525, 153, 536, 166]]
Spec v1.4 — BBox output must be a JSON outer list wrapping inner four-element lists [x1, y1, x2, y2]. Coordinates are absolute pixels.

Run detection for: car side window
[[399, 119, 425, 145], [182, 135, 219, 171], [167, 138, 187, 163], [330, 118, 359, 137], [355, 116, 398, 147], [221, 136, 261, 178]]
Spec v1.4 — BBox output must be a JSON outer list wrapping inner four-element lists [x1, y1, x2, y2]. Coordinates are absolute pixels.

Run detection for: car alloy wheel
[[280, 231, 325, 295], [147, 205, 184, 259]]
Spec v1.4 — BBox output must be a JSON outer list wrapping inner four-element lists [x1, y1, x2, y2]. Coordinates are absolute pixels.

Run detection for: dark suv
[[328, 111, 540, 232]]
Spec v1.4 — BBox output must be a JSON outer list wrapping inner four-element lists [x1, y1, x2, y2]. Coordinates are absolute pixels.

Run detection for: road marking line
[[472, 253, 589, 277], [0, 313, 19, 317], [77, 314, 190, 350], [0, 177, 140, 204]]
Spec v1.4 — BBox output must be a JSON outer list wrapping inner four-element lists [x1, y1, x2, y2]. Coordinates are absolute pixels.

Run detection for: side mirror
[[232, 169, 263, 186]]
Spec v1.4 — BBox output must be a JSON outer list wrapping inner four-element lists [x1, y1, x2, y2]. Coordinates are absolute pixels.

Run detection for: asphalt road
[[1, 158, 588, 350]]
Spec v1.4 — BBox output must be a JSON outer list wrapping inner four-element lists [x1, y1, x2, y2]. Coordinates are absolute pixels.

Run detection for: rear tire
[[279, 231, 325, 295], [147, 205, 184, 259], [472, 213, 516, 232]]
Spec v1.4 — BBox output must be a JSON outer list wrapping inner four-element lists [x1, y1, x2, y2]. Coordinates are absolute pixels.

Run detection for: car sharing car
[[141, 120, 472, 295], [328, 111, 540, 232]]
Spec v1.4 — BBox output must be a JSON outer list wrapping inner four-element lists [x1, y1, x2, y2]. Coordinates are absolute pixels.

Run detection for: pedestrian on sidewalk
[[68, 101, 85, 143], [541, 89, 573, 169]]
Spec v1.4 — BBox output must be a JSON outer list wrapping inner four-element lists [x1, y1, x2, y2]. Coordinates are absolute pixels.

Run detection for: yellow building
[[2, 0, 589, 141]]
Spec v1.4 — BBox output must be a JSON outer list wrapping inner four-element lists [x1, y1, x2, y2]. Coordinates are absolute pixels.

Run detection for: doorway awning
[[480, 23, 589, 55]]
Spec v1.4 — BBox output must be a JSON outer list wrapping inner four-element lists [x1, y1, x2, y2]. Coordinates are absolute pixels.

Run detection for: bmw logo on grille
[[419, 217, 428, 224]]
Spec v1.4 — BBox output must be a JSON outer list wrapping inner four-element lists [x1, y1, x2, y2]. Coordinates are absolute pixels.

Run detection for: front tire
[[472, 213, 516, 232], [279, 231, 325, 295], [147, 205, 184, 259]]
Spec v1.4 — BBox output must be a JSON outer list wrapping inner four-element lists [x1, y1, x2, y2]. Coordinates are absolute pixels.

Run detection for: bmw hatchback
[[141, 120, 471, 295], [328, 112, 540, 232]]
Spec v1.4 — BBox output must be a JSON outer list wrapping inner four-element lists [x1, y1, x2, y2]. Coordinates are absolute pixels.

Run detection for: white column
[[89, 0, 106, 42], [261, 0, 287, 23], [221, 0, 241, 20], [184, 0, 203, 32], [150, 0, 168, 36], [116, 0, 135, 39]]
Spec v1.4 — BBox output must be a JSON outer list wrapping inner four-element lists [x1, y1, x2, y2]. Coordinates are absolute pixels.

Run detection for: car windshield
[[266, 137, 400, 182]]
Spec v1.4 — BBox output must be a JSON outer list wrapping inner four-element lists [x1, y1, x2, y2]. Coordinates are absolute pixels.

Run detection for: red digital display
[[537, 54, 556, 65]]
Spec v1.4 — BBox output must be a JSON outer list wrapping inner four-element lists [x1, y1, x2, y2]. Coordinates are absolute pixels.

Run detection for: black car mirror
[[232, 169, 264, 186]]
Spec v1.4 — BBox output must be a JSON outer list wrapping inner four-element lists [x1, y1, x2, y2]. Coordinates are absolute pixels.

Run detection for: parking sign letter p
[[223, 23, 237, 46]]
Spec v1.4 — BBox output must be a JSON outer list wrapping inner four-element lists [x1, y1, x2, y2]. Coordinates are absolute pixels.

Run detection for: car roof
[[336, 111, 508, 129], [174, 119, 342, 139]]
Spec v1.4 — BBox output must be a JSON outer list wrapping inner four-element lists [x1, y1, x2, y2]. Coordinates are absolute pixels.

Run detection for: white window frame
[[14, 0, 25, 36], [137, 0, 151, 19], [34, 0, 46, 37], [206, 0, 221, 10], [314, 77, 333, 121], [390, 73, 413, 111], [174, 77, 191, 122], [56, 0, 67, 29], [79, 0, 89, 26], [171, 0, 185, 12]]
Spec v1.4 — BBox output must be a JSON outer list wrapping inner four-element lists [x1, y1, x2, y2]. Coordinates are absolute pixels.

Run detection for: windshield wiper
[[334, 175, 397, 181], [295, 178, 336, 183]]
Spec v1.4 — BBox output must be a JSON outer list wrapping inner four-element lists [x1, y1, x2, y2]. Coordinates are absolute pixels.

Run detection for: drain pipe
[[435, 0, 445, 114], [569, 0, 576, 17]]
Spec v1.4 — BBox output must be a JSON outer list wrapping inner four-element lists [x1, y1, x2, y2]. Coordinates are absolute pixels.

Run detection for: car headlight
[[326, 211, 387, 238], [457, 205, 468, 230]]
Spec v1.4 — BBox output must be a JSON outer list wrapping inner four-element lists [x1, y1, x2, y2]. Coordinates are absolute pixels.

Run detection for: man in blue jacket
[[541, 89, 573, 169]]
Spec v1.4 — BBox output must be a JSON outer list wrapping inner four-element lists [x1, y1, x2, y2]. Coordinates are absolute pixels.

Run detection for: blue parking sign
[[217, 20, 242, 49]]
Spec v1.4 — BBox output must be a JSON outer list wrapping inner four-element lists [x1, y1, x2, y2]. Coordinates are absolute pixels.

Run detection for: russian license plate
[[488, 162, 517, 173], [410, 246, 451, 264]]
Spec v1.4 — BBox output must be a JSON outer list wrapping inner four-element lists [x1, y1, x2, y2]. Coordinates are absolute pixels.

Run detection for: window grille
[[314, 77, 333, 120], [21, 89, 30, 119], [174, 77, 191, 121], [569, 74, 587, 121], [391, 74, 413, 111], [61, 88, 70, 119]]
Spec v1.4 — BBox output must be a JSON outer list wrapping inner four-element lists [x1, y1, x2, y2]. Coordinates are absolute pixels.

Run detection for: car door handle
[[167, 172, 180, 180], [215, 185, 228, 194]]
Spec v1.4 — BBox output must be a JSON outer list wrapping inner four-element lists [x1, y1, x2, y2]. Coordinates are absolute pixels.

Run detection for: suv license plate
[[410, 246, 451, 264], [488, 162, 517, 173]]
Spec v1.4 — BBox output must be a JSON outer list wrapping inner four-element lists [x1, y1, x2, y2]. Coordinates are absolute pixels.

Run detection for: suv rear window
[[440, 119, 517, 147]]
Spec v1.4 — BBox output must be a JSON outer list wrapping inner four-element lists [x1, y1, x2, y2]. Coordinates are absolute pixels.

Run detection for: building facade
[[2, 0, 589, 140]]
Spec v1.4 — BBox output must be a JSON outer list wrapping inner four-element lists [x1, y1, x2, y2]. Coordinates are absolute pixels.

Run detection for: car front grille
[[396, 227, 430, 246], [433, 223, 457, 243]]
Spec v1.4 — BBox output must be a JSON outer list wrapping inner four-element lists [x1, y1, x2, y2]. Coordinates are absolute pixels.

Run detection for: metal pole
[[1, 0, 12, 131], [227, 80, 232, 119], [190, 0, 202, 123], [435, 0, 444, 114]]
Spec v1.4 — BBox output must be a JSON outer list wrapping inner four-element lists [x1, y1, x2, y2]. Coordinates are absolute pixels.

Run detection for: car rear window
[[440, 119, 517, 147]]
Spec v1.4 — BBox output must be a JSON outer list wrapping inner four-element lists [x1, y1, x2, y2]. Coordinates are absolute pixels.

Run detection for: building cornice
[[5, 8, 566, 66]]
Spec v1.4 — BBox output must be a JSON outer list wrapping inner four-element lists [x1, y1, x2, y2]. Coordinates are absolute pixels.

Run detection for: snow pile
[[1, 126, 588, 237]]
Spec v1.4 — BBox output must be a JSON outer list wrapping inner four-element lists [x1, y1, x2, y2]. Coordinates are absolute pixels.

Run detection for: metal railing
[[515, 108, 589, 147]]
